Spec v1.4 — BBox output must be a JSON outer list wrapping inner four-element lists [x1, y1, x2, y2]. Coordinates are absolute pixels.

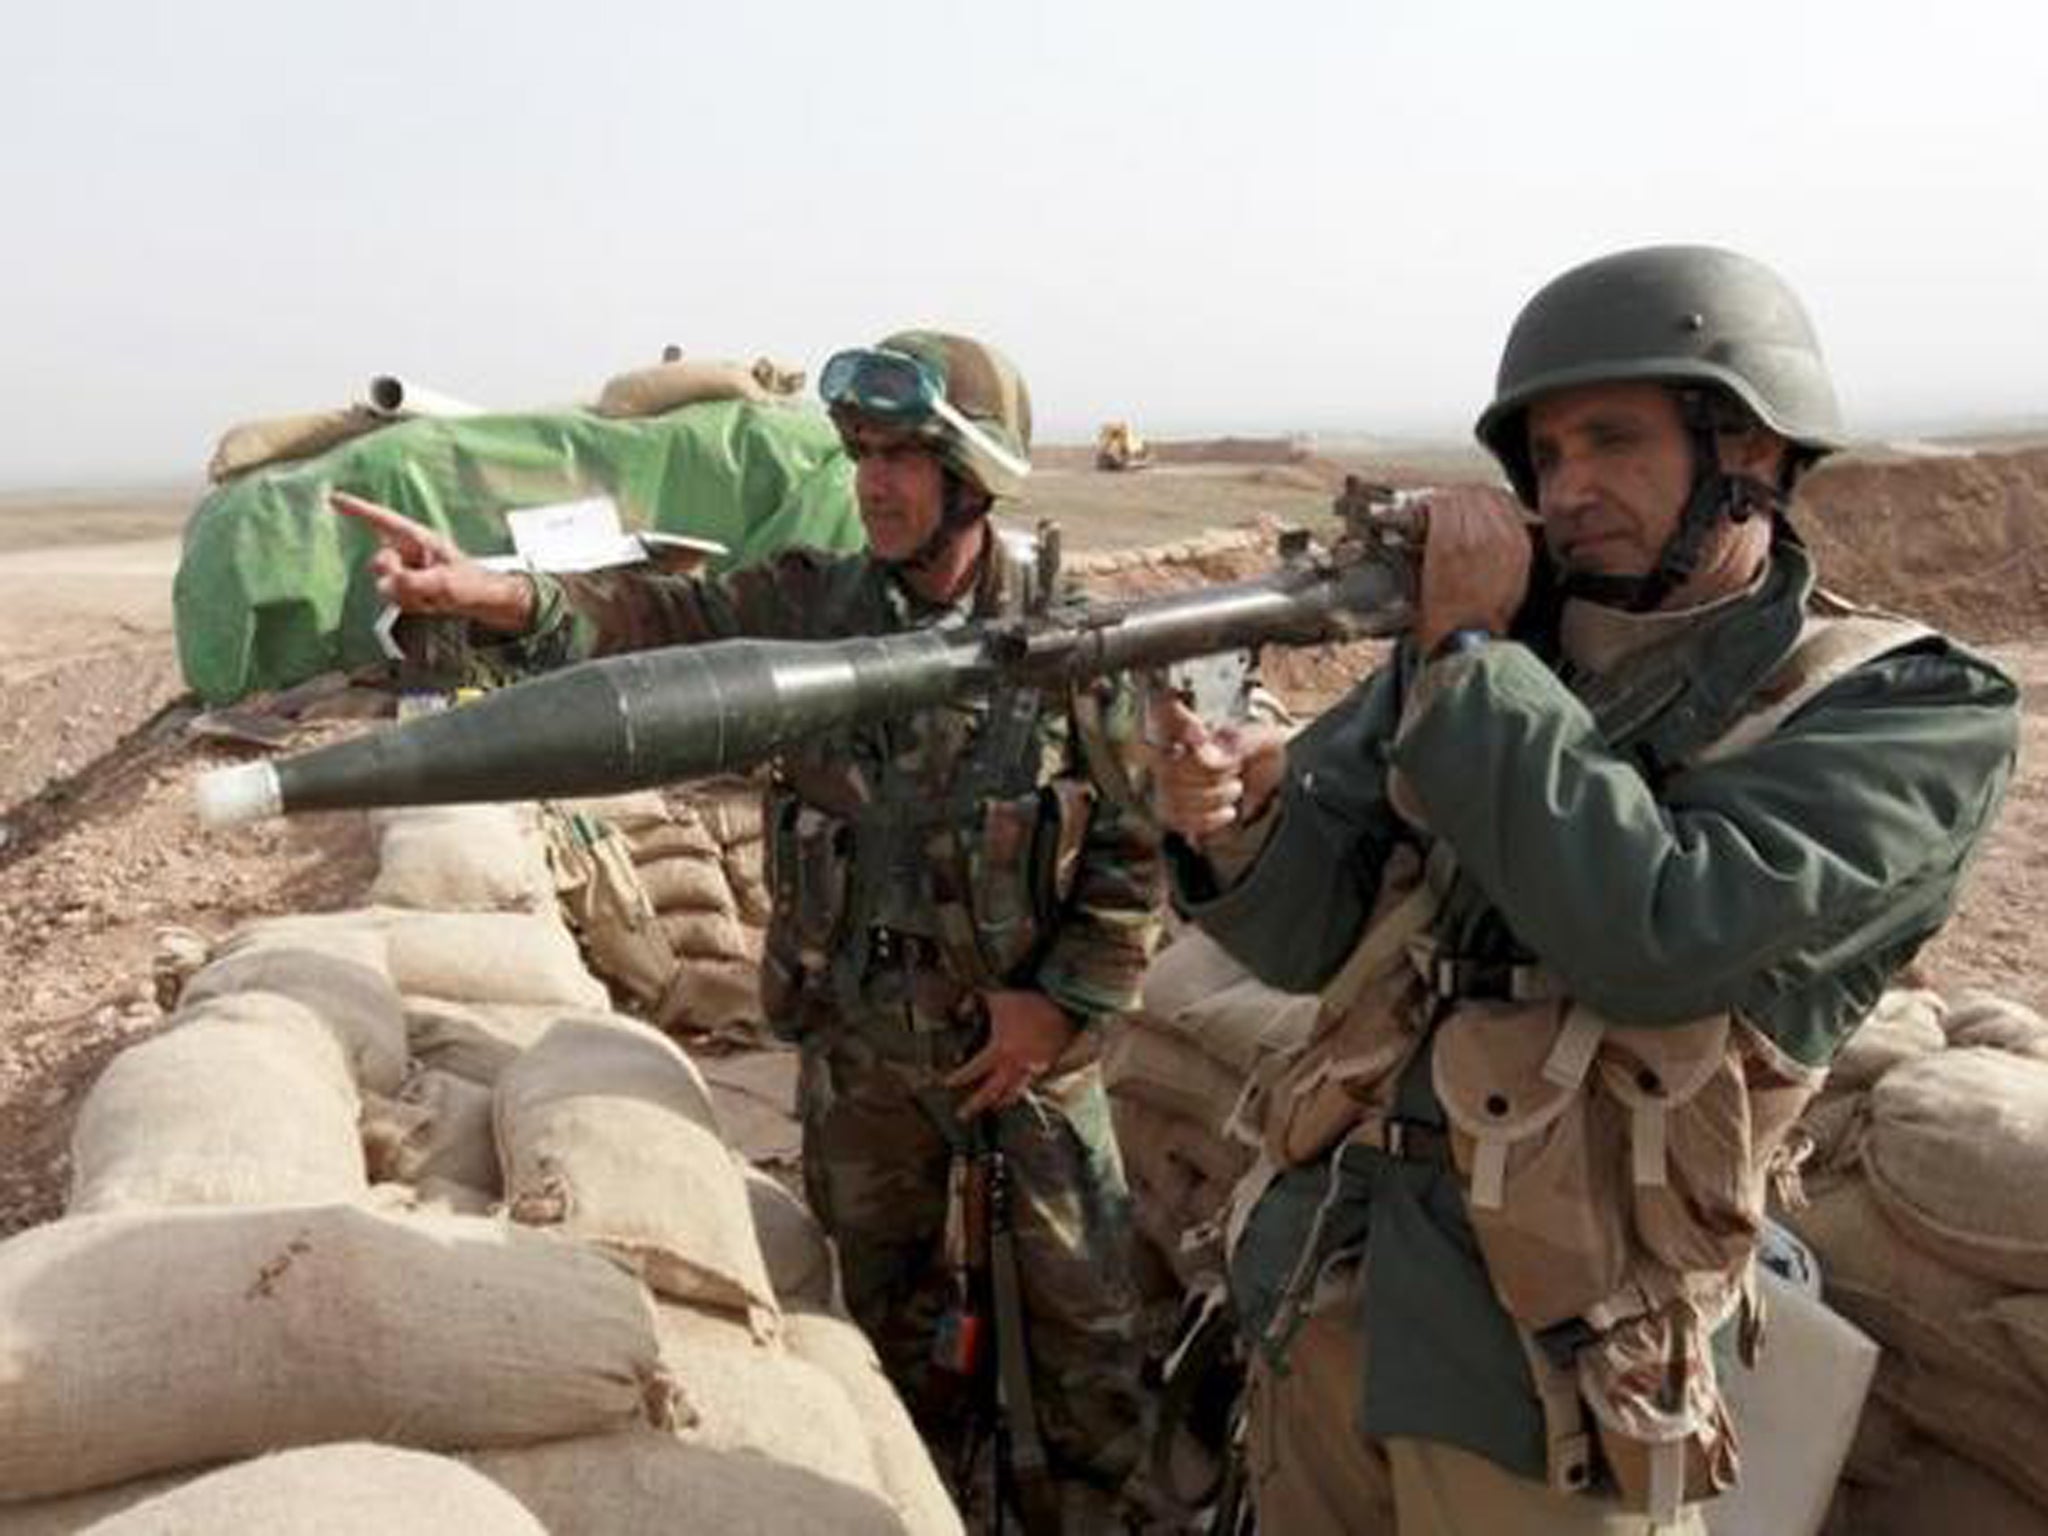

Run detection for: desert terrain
[[2, 446, 2046, 1238]]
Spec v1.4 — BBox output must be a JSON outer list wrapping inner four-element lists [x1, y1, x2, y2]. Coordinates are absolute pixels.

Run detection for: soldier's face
[[846, 422, 949, 561], [1526, 383, 1693, 579]]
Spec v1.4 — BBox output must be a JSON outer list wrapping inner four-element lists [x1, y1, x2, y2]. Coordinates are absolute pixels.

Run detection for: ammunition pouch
[[541, 806, 678, 1008]]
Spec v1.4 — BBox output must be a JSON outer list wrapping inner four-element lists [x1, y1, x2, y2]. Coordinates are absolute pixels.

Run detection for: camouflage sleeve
[[1033, 681, 1167, 1024], [511, 550, 852, 666]]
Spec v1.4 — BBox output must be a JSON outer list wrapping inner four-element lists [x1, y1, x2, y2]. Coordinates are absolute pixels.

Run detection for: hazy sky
[[3, 0, 2041, 486]]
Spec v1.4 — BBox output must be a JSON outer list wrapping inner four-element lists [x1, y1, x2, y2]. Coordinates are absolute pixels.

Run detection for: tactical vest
[[1238, 593, 1929, 1522], [757, 536, 1103, 1056]]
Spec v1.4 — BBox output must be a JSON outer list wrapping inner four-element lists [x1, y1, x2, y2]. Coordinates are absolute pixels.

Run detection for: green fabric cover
[[174, 401, 863, 704]]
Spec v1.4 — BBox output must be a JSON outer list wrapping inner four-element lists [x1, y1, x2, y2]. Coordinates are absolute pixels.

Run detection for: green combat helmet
[[1475, 244, 1846, 507], [821, 330, 1034, 501]]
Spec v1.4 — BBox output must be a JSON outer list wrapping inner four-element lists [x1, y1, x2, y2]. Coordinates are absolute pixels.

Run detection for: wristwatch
[[1427, 626, 1494, 663]]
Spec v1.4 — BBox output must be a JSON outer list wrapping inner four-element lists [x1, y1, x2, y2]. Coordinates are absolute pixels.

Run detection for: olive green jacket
[[1175, 535, 2018, 1478]]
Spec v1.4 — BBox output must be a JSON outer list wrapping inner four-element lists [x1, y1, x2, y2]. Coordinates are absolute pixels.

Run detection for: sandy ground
[[2, 455, 2046, 1238]]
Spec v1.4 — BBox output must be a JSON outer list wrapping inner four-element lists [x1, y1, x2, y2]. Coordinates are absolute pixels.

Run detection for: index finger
[[331, 491, 442, 552]]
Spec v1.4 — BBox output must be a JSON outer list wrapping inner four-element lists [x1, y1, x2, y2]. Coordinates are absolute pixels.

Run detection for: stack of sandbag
[[543, 784, 769, 1040], [1102, 929, 1317, 1291], [0, 812, 960, 1535], [1774, 987, 2048, 1533]]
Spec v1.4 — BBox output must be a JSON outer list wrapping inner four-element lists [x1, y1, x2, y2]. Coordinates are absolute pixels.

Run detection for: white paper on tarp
[[374, 497, 730, 659]]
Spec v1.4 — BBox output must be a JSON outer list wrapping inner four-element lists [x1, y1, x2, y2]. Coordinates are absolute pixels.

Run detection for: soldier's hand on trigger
[[331, 491, 539, 635], [1411, 486, 1533, 656], [947, 990, 1077, 1119], [1147, 694, 1287, 847]]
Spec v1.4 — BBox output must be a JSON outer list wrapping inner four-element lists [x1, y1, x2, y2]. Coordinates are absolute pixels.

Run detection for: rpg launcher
[[195, 481, 1425, 829]]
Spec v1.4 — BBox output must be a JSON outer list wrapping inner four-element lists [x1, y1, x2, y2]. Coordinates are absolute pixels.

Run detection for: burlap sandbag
[[1829, 988, 1948, 1092], [640, 854, 737, 917], [467, 1429, 909, 1535], [1776, 1178, 2034, 1400], [1874, 1358, 2048, 1510], [1112, 1093, 1250, 1189], [1134, 929, 1319, 1078], [1990, 1294, 2048, 1400], [1864, 1047, 2048, 1289], [496, 1015, 777, 1317], [593, 358, 802, 419], [1834, 1445, 2048, 1536], [657, 952, 766, 1037], [364, 1068, 500, 1194], [0, 1204, 673, 1501], [69, 1000, 365, 1214], [745, 1166, 837, 1310], [656, 1304, 879, 1493], [377, 909, 609, 1009], [367, 804, 556, 914], [181, 924, 407, 1094], [724, 837, 772, 926], [1792, 1089, 1867, 1179], [688, 777, 766, 849], [1946, 991, 2048, 1062], [0, 1470, 188, 1535], [242, 908, 607, 1011], [783, 1309, 965, 1536], [1102, 1020, 1250, 1132], [82, 1444, 547, 1535], [404, 997, 570, 1084], [207, 405, 384, 483]]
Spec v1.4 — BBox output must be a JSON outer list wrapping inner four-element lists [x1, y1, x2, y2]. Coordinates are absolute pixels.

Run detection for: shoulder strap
[[1693, 596, 1931, 766]]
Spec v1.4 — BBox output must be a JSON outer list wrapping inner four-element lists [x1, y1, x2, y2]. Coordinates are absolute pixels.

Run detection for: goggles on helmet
[[819, 346, 1032, 488], [819, 347, 944, 422]]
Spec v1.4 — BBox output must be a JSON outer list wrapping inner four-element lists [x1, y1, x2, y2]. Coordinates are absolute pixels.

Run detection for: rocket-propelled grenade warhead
[[194, 527, 1419, 830], [194, 628, 981, 828]]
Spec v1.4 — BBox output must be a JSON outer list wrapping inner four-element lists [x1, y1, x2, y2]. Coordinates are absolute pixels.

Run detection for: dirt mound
[[1795, 448, 2048, 642]]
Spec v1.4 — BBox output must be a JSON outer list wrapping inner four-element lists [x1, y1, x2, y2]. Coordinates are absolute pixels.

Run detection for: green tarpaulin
[[174, 401, 864, 705]]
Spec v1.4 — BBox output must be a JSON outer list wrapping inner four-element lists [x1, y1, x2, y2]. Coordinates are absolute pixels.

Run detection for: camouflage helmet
[[824, 329, 1033, 500], [1475, 245, 1846, 504]]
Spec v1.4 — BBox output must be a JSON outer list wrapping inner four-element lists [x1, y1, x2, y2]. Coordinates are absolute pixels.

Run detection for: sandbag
[[466, 1429, 910, 1535], [181, 925, 407, 1094], [496, 1015, 777, 1317], [1990, 1294, 2048, 1399], [783, 1310, 965, 1536], [404, 997, 570, 1084], [1776, 1178, 2033, 1400], [244, 908, 607, 1011], [365, 1068, 500, 1194], [208, 405, 385, 483], [1946, 991, 2048, 1062], [595, 359, 775, 417], [656, 1304, 879, 1493], [0, 1204, 673, 1501], [639, 855, 737, 917], [1834, 1446, 2048, 1536], [657, 952, 765, 1038], [82, 1443, 547, 1535], [1829, 988, 1947, 1092], [367, 804, 556, 914], [1875, 1359, 2048, 1510], [1864, 1047, 2048, 1289], [1101, 1021, 1250, 1133], [688, 777, 767, 848], [1134, 929, 1319, 1078], [0, 1471, 188, 1535], [69, 1000, 364, 1214], [377, 909, 609, 1009], [745, 1166, 837, 1310]]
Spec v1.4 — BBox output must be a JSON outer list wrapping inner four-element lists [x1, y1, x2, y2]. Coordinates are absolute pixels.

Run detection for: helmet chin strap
[[890, 470, 990, 578], [1560, 394, 1782, 613]]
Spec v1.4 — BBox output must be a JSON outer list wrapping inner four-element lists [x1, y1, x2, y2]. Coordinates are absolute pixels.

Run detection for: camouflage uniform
[[521, 535, 1163, 1494]]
